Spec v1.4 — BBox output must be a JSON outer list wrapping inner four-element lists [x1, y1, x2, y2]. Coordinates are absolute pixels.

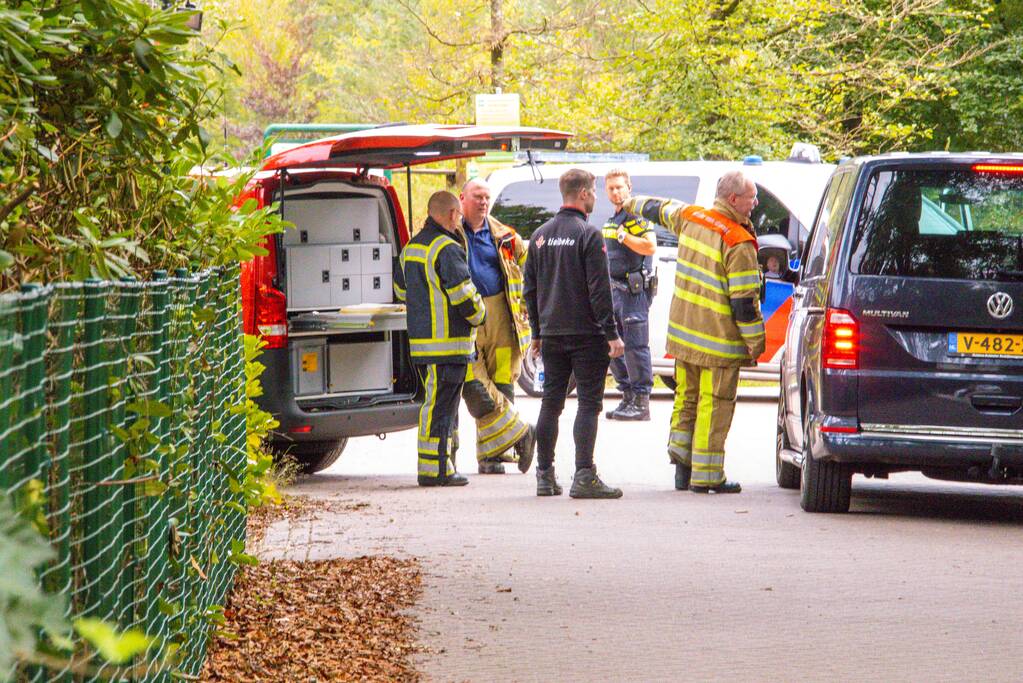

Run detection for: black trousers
[[415, 362, 466, 480], [536, 334, 611, 472]]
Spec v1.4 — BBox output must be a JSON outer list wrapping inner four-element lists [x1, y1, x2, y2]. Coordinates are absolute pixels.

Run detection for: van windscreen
[[492, 175, 699, 241], [849, 167, 1023, 279]]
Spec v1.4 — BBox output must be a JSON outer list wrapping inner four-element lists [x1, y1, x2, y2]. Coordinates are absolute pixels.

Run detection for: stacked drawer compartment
[[282, 192, 402, 399]]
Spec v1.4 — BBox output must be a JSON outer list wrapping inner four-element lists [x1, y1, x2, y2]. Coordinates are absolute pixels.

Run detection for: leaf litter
[[203, 496, 422, 681]]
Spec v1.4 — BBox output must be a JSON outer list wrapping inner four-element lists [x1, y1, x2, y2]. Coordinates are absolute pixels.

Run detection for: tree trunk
[[490, 0, 504, 91]]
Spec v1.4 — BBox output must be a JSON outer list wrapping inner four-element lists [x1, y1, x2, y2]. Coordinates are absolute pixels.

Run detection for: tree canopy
[[207, 0, 1023, 161]]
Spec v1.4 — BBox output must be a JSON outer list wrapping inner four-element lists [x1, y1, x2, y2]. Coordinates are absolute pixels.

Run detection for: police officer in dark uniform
[[602, 169, 657, 421]]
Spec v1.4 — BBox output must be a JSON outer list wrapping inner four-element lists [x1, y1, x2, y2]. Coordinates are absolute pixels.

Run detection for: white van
[[487, 155, 835, 393]]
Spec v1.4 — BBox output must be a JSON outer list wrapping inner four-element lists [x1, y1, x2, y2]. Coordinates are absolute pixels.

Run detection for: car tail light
[[240, 245, 288, 349], [823, 308, 858, 369], [239, 185, 288, 349]]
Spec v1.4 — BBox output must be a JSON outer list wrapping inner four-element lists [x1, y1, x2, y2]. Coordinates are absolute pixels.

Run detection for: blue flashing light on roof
[[743, 155, 764, 165]]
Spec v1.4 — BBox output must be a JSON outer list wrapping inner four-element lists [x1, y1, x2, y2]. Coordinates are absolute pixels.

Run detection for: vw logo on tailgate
[[987, 292, 1014, 319]]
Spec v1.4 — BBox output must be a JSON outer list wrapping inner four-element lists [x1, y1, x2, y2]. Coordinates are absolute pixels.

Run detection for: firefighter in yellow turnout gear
[[459, 179, 536, 474], [625, 171, 766, 493], [393, 191, 486, 487]]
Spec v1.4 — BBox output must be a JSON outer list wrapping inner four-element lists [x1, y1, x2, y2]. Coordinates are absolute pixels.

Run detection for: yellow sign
[[301, 351, 319, 372], [475, 93, 521, 127]]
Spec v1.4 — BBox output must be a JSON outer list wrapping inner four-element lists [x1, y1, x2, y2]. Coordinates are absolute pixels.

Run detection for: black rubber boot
[[674, 463, 691, 491], [536, 466, 563, 496], [420, 456, 470, 486], [606, 391, 634, 419], [690, 480, 741, 494], [615, 393, 650, 421], [569, 467, 623, 499], [514, 424, 537, 473], [477, 459, 506, 474], [418, 472, 470, 487]]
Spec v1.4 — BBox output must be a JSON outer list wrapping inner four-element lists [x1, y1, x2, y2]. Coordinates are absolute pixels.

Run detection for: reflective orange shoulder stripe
[[680, 206, 758, 249]]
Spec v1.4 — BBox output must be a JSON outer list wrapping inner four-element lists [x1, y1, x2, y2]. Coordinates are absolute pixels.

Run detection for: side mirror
[[758, 234, 794, 284]]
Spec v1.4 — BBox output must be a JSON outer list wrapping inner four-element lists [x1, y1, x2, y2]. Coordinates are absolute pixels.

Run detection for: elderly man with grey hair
[[458, 178, 537, 475], [623, 170, 765, 494]]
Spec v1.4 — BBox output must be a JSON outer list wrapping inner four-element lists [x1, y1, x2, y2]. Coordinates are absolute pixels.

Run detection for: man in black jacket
[[523, 169, 625, 499]]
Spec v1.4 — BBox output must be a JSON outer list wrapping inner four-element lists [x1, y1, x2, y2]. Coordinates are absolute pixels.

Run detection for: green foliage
[[0, 0, 285, 289], [0, 497, 69, 673], [228, 334, 282, 510], [72, 619, 154, 665], [207, 0, 1023, 161]]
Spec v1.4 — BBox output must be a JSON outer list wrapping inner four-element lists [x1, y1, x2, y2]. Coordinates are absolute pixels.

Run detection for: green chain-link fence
[[0, 267, 248, 680]]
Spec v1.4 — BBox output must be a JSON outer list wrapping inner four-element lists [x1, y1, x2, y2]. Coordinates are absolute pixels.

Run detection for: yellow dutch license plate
[[949, 332, 1023, 357]]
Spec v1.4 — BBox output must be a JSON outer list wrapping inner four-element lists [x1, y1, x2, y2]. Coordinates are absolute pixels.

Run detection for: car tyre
[[517, 350, 576, 398], [279, 438, 349, 475], [799, 412, 851, 513], [660, 374, 678, 392], [775, 394, 800, 490]]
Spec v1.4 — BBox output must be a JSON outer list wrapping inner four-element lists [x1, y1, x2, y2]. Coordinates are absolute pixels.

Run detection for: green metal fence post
[[0, 294, 14, 495], [46, 286, 78, 599], [115, 278, 141, 637], [19, 284, 49, 492], [144, 271, 171, 681], [81, 279, 120, 632]]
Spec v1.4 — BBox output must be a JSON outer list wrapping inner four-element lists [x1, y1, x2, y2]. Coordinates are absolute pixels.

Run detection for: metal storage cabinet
[[330, 245, 361, 275], [360, 243, 392, 273], [361, 273, 391, 304], [291, 339, 326, 395], [286, 246, 332, 310], [328, 339, 393, 394], [282, 196, 380, 245]]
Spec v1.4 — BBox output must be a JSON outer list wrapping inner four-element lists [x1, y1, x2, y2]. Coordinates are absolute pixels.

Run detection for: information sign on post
[[474, 93, 521, 127]]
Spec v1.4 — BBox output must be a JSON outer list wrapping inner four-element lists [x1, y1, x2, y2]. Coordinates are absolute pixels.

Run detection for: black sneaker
[[477, 459, 506, 474], [536, 466, 563, 496], [690, 480, 741, 494], [515, 424, 537, 473], [569, 467, 623, 499], [674, 463, 691, 491], [605, 392, 634, 420]]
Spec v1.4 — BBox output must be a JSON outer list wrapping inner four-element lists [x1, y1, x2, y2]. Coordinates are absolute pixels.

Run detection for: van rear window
[[849, 168, 1023, 279], [492, 175, 699, 242]]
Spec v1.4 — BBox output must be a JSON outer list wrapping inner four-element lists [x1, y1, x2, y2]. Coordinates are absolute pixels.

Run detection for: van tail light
[[823, 308, 858, 369], [972, 163, 1023, 175], [242, 233, 288, 349]]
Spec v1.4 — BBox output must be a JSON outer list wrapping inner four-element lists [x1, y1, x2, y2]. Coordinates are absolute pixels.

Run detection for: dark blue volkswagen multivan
[[775, 153, 1023, 512]]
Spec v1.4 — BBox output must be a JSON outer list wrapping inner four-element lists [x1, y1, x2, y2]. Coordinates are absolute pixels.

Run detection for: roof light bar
[[972, 164, 1023, 174]]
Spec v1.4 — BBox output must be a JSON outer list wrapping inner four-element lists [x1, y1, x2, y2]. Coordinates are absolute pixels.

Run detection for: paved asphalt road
[[264, 388, 1023, 682]]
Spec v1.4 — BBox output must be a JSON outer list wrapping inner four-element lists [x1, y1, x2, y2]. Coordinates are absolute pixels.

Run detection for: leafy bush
[[0, 0, 285, 288]]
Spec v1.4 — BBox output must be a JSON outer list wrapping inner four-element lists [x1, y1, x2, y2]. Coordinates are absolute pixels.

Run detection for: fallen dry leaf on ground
[[202, 556, 422, 682], [203, 496, 421, 681]]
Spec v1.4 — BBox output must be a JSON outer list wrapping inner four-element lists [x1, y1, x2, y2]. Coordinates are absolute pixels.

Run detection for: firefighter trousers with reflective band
[[416, 363, 465, 480], [463, 293, 528, 462], [667, 360, 739, 487]]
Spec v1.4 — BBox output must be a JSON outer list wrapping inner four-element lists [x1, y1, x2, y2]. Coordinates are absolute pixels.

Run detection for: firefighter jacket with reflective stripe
[[394, 218, 486, 364], [625, 197, 766, 367], [486, 216, 532, 352]]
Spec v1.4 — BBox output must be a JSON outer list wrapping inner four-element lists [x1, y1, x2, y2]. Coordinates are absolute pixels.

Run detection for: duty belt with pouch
[[615, 267, 658, 297]]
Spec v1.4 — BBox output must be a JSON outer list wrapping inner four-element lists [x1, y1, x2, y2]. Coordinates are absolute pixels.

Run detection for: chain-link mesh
[[1, 267, 248, 681]]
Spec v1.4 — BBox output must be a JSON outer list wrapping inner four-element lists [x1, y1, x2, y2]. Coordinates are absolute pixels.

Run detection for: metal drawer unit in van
[[283, 196, 381, 245], [328, 337, 392, 394], [285, 242, 393, 310], [291, 335, 394, 397], [286, 245, 363, 310]]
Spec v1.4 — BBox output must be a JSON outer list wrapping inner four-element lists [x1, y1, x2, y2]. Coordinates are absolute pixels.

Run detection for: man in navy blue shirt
[[459, 179, 536, 475], [601, 169, 657, 421]]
